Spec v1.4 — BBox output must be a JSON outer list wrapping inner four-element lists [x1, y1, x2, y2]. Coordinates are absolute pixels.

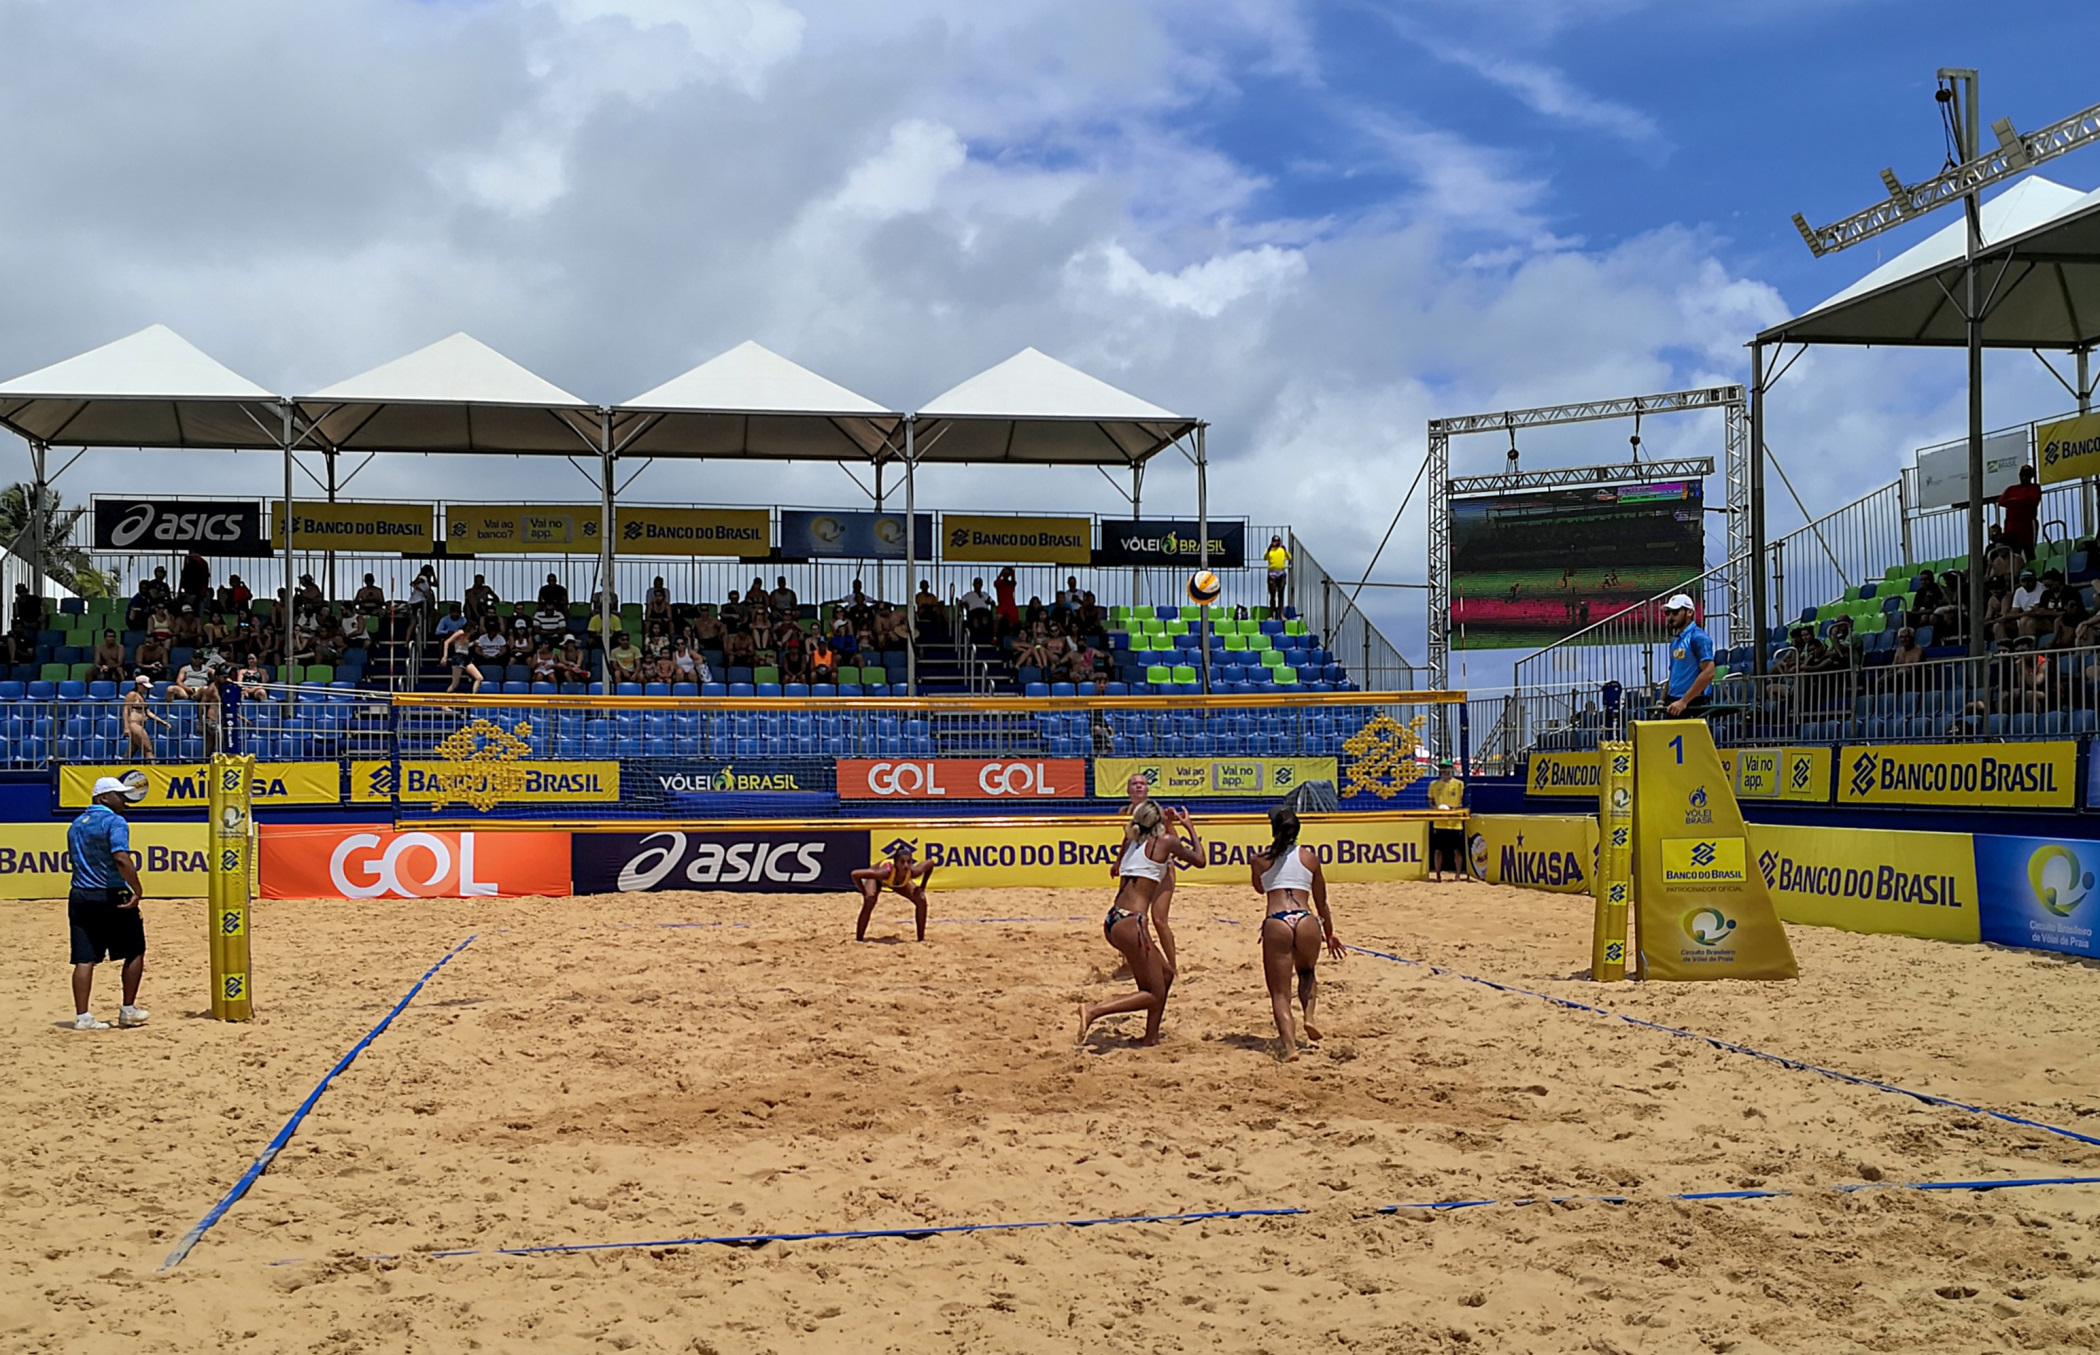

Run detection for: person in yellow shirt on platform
[[1427, 758, 1470, 883], [1264, 535, 1290, 614]]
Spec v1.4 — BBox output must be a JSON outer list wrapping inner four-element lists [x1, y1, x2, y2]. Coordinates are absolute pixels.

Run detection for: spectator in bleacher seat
[[1908, 570, 1946, 631], [196, 666, 224, 757], [1068, 636, 1102, 692], [294, 573, 325, 618], [532, 599, 567, 645], [1931, 568, 1967, 641], [1999, 464, 2042, 561], [556, 637, 590, 685], [1040, 624, 1072, 676], [720, 588, 749, 633], [535, 573, 567, 610], [690, 606, 723, 651], [1024, 595, 1048, 630], [1994, 570, 2040, 643], [642, 617, 672, 658], [723, 622, 755, 668], [200, 608, 232, 650], [994, 566, 1019, 635], [2075, 605, 2100, 651], [506, 616, 535, 664], [442, 623, 481, 694], [123, 675, 168, 762], [92, 630, 126, 684], [915, 579, 947, 641], [143, 600, 173, 643], [2026, 569, 2080, 642], [311, 613, 348, 667], [469, 617, 508, 671], [1892, 627, 1925, 666], [1016, 620, 1051, 672], [1984, 526, 2019, 588], [1058, 575, 1084, 615], [288, 611, 319, 666], [770, 612, 804, 656], [218, 574, 252, 614], [590, 581, 618, 615], [2004, 637, 2049, 713], [770, 576, 797, 615], [124, 569, 169, 631], [1981, 575, 2011, 642], [434, 601, 467, 641], [168, 654, 213, 702], [1076, 592, 1106, 645], [960, 576, 993, 630], [672, 639, 706, 685], [606, 631, 643, 684], [236, 653, 269, 700], [842, 579, 875, 631], [133, 634, 170, 682], [353, 573, 386, 614], [809, 634, 835, 685], [828, 614, 859, 667], [585, 607, 622, 645], [462, 573, 497, 624], [778, 631, 809, 683], [645, 576, 672, 626], [178, 551, 210, 605], [2052, 580, 2089, 649], [408, 565, 437, 614], [873, 601, 907, 649], [531, 644, 559, 685], [172, 603, 202, 648]]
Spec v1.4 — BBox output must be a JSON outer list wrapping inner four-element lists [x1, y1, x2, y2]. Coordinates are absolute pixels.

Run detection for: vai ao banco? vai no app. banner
[[872, 817, 1426, 890], [1096, 758, 1337, 799]]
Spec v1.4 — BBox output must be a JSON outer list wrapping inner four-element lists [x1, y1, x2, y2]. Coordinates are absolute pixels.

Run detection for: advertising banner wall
[[941, 514, 1092, 564], [2037, 412, 2100, 487], [1733, 747, 1831, 802], [1095, 519, 1245, 568], [572, 829, 865, 894], [1094, 757, 1337, 800], [779, 510, 934, 560], [446, 504, 600, 554], [59, 763, 339, 809], [94, 498, 267, 555], [1976, 834, 2100, 958], [348, 760, 619, 805], [259, 825, 570, 899], [617, 507, 771, 558], [838, 759, 1087, 801], [271, 501, 437, 552], [1836, 742, 2075, 809], [1527, 751, 1599, 798], [1748, 823, 1979, 943], [1465, 814, 1597, 893], [877, 817, 1426, 890], [0, 823, 208, 899], [1632, 720, 1798, 981]]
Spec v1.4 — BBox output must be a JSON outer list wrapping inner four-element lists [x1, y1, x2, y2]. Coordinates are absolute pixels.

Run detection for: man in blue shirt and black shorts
[[68, 776, 148, 1031], [1661, 592, 1715, 719]]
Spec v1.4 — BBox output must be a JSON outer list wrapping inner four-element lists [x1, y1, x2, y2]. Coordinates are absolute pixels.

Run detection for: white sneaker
[[72, 1013, 110, 1031], [118, 1006, 150, 1028]]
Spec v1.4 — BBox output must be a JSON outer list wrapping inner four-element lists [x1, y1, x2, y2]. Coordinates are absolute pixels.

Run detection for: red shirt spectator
[[1998, 466, 2042, 555]]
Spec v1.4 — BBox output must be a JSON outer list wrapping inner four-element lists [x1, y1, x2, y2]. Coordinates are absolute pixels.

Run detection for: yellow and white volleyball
[[1187, 570, 1222, 604]]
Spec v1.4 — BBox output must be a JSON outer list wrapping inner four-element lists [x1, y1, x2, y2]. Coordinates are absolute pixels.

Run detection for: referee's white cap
[[1664, 593, 1696, 612], [91, 776, 130, 799]]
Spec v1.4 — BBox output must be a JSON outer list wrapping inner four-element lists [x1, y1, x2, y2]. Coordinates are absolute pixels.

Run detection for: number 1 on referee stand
[[207, 755, 255, 1021]]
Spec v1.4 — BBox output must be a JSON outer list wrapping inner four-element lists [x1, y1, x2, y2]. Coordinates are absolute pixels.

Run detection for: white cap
[[91, 776, 130, 799], [1664, 593, 1696, 612]]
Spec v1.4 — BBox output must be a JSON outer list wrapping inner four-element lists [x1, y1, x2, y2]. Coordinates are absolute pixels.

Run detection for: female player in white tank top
[[1248, 805, 1343, 1062], [1078, 800, 1204, 1048], [1113, 773, 1183, 980]]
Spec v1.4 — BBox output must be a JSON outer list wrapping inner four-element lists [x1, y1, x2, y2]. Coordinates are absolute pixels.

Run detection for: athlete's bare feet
[[1303, 1021, 1323, 1043], [1076, 1002, 1091, 1044], [1275, 1037, 1299, 1063]]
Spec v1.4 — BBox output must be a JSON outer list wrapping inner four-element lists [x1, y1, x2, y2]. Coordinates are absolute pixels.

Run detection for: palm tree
[[0, 482, 112, 597]]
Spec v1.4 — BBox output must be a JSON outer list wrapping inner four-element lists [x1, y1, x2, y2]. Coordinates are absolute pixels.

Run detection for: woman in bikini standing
[[1248, 806, 1344, 1062], [1113, 773, 1185, 981], [1078, 801, 1203, 1048]]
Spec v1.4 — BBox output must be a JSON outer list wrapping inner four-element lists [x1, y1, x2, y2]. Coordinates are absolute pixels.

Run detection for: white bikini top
[[1260, 847, 1315, 895], [1120, 834, 1169, 882]]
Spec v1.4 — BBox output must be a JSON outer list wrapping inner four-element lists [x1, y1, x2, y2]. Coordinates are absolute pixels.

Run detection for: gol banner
[[1837, 742, 2074, 809], [1748, 823, 1978, 943], [0, 823, 209, 899], [2038, 412, 2100, 486], [59, 763, 339, 808], [260, 825, 570, 899], [616, 507, 770, 558], [272, 501, 436, 552], [875, 815, 1426, 890], [1632, 720, 1797, 981], [941, 514, 1092, 564], [1465, 814, 1597, 893], [1095, 757, 1337, 799], [446, 504, 600, 553]]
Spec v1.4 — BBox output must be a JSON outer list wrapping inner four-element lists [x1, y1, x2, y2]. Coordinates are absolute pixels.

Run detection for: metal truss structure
[[1426, 384, 1747, 691]]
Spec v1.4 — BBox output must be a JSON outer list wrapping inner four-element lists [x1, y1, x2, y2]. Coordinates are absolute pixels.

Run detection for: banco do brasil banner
[[0, 823, 208, 899], [94, 498, 268, 555], [1732, 747, 1832, 802], [880, 816, 1424, 890], [618, 507, 770, 558], [1527, 751, 1599, 798], [779, 510, 934, 560], [1095, 757, 1336, 799], [272, 501, 437, 552], [2037, 412, 2100, 486], [1096, 520, 1245, 568], [349, 760, 620, 805], [1749, 823, 1978, 943], [1837, 742, 2075, 809], [942, 514, 1092, 564]]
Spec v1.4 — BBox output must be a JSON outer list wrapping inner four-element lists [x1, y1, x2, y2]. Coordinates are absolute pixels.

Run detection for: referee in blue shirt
[[1661, 593, 1715, 719], [68, 776, 148, 1031]]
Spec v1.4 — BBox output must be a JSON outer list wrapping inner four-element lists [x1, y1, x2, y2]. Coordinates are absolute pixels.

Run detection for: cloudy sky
[[1, 0, 2095, 672]]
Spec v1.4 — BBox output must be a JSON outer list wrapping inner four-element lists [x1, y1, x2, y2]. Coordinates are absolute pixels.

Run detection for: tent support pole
[[324, 449, 338, 603], [2080, 346, 2095, 539], [1196, 424, 1210, 696], [281, 403, 295, 683], [904, 418, 917, 698], [27, 440, 46, 606], [1130, 463, 1143, 611], [1749, 344, 1768, 676], [600, 413, 615, 685], [1955, 75, 1987, 659]]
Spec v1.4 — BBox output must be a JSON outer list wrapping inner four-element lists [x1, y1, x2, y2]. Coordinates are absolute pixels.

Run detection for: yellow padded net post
[[207, 754, 255, 1021], [1590, 740, 1633, 981]]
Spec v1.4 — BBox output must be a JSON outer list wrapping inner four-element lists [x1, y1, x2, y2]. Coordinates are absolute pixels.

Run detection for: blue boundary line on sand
[[159, 933, 479, 1271], [1377, 1174, 2100, 1212]]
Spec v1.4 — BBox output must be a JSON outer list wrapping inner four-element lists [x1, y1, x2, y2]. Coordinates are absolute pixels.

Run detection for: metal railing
[[1290, 536, 1416, 692]]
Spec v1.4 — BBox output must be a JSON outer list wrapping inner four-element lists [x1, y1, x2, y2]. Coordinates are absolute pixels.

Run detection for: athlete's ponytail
[[1131, 799, 1164, 838], [1266, 805, 1300, 863]]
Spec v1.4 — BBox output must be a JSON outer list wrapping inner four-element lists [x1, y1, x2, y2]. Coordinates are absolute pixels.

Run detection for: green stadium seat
[[1285, 619, 1308, 635], [304, 663, 334, 684], [1145, 665, 1171, 685], [38, 663, 66, 683], [1272, 666, 1300, 685], [68, 663, 92, 682], [1223, 634, 1247, 651], [858, 666, 885, 686], [1259, 649, 1285, 668], [1164, 620, 1188, 636], [1247, 634, 1273, 651], [1251, 606, 1269, 621], [1842, 584, 1860, 602], [754, 665, 780, 686], [1171, 664, 1198, 683], [252, 599, 274, 618], [1884, 562, 1909, 579]]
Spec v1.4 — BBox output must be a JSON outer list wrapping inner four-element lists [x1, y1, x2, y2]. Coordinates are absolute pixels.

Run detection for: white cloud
[[1435, 47, 1664, 149], [828, 120, 968, 218], [1073, 241, 1308, 317]]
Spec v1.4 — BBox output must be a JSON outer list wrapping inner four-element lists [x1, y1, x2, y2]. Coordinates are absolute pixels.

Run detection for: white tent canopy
[[296, 332, 598, 455], [913, 347, 1196, 464], [1761, 176, 2100, 348], [0, 324, 281, 449], [613, 340, 901, 461]]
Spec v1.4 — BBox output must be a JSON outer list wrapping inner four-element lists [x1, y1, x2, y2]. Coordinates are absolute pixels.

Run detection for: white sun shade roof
[[1761, 175, 2100, 348], [912, 348, 1195, 464], [613, 340, 902, 461], [296, 332, 598, 454], [0, 324, 282, 448]]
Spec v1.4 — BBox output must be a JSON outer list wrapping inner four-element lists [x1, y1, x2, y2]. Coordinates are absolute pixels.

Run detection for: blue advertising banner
[[1096, 519, 1246, 568], [779, 510, 934, 560], [573, 828, 866, 894], [1976, 833, 2100, 958]]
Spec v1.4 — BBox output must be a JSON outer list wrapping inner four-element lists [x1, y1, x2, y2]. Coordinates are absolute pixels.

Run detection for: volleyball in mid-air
[[1187, 569, 1222, 605]]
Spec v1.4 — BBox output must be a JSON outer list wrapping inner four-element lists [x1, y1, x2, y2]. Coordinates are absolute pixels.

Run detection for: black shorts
[[69, 887, 145, 964], [1430, 827, 1466, 858]]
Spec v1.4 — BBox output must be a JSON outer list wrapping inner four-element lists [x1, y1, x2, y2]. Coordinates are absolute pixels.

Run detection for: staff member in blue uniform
[[68, 776, 148, 1031], [1661, 593, 1714, 719]]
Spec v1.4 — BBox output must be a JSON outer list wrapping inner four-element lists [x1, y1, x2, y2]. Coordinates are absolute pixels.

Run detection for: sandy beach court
[[4, 878, 2100, 1353]]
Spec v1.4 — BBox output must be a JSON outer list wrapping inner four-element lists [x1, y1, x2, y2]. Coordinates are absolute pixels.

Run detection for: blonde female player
[[1112, 773, 1184, 979], [1248, 806, 1344, 1062], [852, 841, 934, 942], [1078, 801, 1204, 1048]]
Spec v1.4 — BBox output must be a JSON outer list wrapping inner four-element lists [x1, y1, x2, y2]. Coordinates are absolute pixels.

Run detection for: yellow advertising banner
[[615, 507, 771, 558], [2038, 412, 2100, 486], [1734, 747, 1831, 802], [1747, 823, 1979, 943], [349, 760, 621, 804], [1632, 720, 1798, 981], [942, 514, 1093, 564], [877, 816, 1426, 890], [1734, 748, 1779, 799], [1837, 742, 2075, 809], [272, 501, 436, 552], [445, 505, 601, 554], [0, 822, 208, 899], [1465, 814, 1597, 893], [1527, 750, 1599, 798], [59, 762, 340, 808], [1093, 757, 1338, 799]]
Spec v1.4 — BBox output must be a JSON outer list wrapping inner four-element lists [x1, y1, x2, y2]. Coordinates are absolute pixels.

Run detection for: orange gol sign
[[836, 759, 1089, 800]]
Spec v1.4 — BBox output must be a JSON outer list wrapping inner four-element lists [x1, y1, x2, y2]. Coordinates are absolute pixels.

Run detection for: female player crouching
[[853, 841, 934, 942]]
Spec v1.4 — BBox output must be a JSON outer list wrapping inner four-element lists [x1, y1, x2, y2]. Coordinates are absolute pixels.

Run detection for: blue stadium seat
[[838, 683, 863, 697], [501, 681, 528, 694], [672, 682, 699, 697], [531, 682, 557, 694], [810, 683, 835, 697], [702, 682, 727, 697], [729, 682, 755, 697], [57, 680, 85, 699], [616, 682, 642, 696], [644, 682, 670, 697], [728, 667, 754, 686], [784, 683, 809, 697], [756, 683, 783, 697]]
